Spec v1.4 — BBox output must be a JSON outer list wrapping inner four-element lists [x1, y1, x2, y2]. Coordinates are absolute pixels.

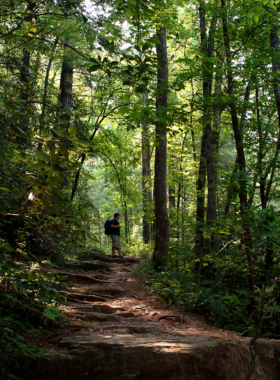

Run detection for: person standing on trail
[[111, 213, 123, 258]]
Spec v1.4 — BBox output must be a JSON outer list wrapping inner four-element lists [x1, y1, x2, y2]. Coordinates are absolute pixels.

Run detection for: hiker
[[111, 212, 123, 258]]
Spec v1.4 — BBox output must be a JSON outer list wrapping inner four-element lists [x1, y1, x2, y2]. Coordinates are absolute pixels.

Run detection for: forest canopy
[[1, 0, 280, 377]]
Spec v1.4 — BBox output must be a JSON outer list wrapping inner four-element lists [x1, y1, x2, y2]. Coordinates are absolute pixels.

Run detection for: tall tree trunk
[[196, 2, 219, 262], [223, 84, 250, 214], [60, 41, 73, 129], [168, 157, 176, 221], [221, 0, 254, 292], [153, 27, 170, 269], [124, 159, 129, 243], [40, 37, 59, 131], [195, 135, 207, 258], [223, 156, 239, 216], [59, 41, 73, 187], [141, 93, 152, 243], [263, 15, 280, 270], [20, 49, 30, 134], [142, 125, 152, 243], [266, 18, 280, 207]]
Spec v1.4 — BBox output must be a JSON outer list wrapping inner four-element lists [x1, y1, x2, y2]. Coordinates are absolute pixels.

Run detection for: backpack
[[104, 219, 112, 235]]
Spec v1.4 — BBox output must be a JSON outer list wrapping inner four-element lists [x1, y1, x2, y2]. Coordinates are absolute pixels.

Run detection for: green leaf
[[56, 220, 65, 231], [51, 187, 65, 202], [40, 268, 53, 280], [27, 163, 46, 170], [41, 129, 50, 138], [68, 126, 79, 136], [89, 64, 99, 72], [118, 107, 130, 114], [74, 138, 90, 147], [69, 218, 83, 228], [125, 8, 134, 18], [248, 9, 254, 18], [87, 234, 100, 243], [43, 307, 60, 321], [80, 214, 88, 222], [51, 163, 65, 172], [81, 170, 96, 181], [57, 172, 67, 185], [0, 187, 10, 192], [34, 150, 48, 162], [53, 128, 66, 137], [142, 42, 151, 51], [89, 57, 98, 64], [28, 271, 37, 281], [59, 145, 69, 160], [33, 135, 44, 143]]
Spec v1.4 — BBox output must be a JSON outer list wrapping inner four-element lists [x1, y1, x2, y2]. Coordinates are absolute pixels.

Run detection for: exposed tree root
[[58, 290, 108, 302], [49, 270, 118, 284], [89, 254, 141, 263]]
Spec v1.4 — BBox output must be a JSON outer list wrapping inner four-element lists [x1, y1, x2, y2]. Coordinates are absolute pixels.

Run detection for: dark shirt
[[111, 218, 120, 236]]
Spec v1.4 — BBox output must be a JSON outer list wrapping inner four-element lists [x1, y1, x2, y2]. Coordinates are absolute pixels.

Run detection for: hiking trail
[[24, 255, 280, 380]]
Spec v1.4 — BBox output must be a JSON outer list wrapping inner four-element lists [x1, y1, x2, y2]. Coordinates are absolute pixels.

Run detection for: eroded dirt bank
[[22, 256, 280, 380]]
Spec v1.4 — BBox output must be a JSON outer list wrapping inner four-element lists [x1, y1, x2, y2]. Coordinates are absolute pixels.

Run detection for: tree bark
[[20, 49, 30, 133], [142, 123, 152, 243], [265, 19, 280, 207], [59, 41, 73, 187], [221, 0, 254, 292], [153, 27, 170, 269], [196, 1, 219, 260], [60, 41, 73, 128], [40, 37, 59, 131]]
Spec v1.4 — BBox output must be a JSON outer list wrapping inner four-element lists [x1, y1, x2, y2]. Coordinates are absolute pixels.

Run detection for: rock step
[[68, 286, 124, 296], [64, 260, 111, 271], [25, 335, 280, 380], [68, 303, 126, 314]]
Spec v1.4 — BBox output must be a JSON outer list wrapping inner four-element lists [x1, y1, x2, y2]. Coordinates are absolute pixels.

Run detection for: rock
[[91, 305, 126, 314], [89, 253, 141, 263], [116, 312, 135, 318], [59, 290, 107, 302], [64, 260, 111, 271], [22, 335, 280, 380], [82, 312, 120, 323], [68, 304, 94, 310], [129, 326, 159, 334], [72, 286, 123, 296]]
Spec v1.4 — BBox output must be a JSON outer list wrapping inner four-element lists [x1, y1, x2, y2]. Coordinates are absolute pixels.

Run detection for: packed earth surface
[[22, 255, 280, 380]]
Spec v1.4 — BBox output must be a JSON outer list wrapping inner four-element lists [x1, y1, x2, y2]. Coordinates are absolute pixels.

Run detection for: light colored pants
[[110, 234, 121, 249]]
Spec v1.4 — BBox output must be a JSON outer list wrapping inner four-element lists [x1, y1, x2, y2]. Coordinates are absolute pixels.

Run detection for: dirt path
[[25, 256, 280, 380]]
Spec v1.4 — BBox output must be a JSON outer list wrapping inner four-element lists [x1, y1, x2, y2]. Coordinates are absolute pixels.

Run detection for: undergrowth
[[137, 259, 280, 338]]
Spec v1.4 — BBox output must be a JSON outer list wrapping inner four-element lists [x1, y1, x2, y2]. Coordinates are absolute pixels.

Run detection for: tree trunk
[[141, 100, 152, 244], [168, 160, 176, 221], [20, 49, 30, 133], [221, 0, 254, 292], [195, 135, 207, 258], [266, 18, 280, 207], [40, 37, 59, 131], [196, 2, 219, 261], [59, 41, 73, 187], [60, 41, 73, 128], [153, 27, 170, 269]]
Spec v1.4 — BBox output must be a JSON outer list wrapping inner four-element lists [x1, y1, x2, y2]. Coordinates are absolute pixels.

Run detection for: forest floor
[[24, 255, 280, 380]]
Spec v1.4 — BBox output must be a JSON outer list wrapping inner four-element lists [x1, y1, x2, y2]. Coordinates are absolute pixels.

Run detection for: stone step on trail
[[21, 259, 280, 380], [27, 331, 280, 380]]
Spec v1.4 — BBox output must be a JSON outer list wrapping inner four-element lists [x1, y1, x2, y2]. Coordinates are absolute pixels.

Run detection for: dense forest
[[1, 0, 280, 377]]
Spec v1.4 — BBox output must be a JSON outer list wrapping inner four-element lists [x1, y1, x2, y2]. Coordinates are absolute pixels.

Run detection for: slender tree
[[153, 26, 170, 269]]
